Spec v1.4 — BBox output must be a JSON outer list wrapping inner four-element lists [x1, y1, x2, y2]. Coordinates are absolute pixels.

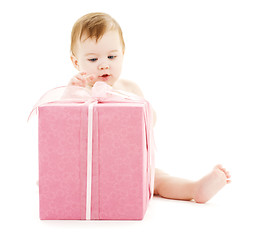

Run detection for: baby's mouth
[[99, 74, 111, 81]]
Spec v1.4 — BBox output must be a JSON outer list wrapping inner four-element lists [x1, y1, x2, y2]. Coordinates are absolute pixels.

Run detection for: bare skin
[[154, 165, 231, 203]]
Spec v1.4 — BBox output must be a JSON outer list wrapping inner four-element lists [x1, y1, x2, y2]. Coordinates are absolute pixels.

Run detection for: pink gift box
[[38, 100, 154, 220]]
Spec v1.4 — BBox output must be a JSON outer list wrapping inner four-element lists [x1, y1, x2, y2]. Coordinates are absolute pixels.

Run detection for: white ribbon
[[86, 101, 97, 220]]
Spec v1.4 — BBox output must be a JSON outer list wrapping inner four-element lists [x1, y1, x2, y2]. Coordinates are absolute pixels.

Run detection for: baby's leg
[[154, 169, 196, 201], [154, 165, 231, 203]]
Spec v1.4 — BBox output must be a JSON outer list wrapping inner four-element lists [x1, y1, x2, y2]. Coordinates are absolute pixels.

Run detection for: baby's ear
[[70, 54, 80, 71]]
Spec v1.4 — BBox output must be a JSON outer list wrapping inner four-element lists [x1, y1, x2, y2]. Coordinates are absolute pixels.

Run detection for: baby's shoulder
[[113, 79, 144, 97], [113, 78, 134, 89]]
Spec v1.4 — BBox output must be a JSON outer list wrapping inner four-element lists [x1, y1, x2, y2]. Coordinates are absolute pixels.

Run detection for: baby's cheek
[[79, 61, 93, 74]]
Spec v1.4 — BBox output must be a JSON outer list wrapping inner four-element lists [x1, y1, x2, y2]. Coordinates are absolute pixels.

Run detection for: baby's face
[[74, 30, 124, 86]]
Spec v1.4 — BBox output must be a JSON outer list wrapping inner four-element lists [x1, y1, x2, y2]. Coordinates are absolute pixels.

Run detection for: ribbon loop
[[28, 81, 143, 122]]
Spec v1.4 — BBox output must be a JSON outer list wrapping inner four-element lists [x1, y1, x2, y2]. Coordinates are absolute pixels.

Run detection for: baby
[[68, 12, 231, 203]]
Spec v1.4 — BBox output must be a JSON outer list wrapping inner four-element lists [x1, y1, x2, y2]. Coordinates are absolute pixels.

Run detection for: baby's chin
[[89, 79, 115, 88], [98, 78, 117, 87]]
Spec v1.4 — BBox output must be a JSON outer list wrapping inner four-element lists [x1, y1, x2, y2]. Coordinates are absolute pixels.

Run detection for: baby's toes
[[221, 168, 231, 178], [215, 164, 224, 172], [217, 165, 227, 174], [226, 171, 231, 178], [215, 164, 231, 180], [222, 167, 227, 175], [220, 167, 231, 180]]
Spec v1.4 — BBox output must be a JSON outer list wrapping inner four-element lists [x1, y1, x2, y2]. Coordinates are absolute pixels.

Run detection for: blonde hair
[[70, 12, 125, 56]]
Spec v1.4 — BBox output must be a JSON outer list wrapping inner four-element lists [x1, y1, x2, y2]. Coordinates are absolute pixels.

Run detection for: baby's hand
[[68, 72, 96, 87]]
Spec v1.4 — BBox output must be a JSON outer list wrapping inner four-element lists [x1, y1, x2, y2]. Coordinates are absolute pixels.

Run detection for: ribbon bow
[[28, 81, 143, 121]]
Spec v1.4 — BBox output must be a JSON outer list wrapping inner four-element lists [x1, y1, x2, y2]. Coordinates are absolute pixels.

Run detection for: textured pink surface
[[38, 102, 152, 220]]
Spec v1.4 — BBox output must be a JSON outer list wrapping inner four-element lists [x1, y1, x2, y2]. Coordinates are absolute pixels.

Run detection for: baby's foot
[[194, 165, 231, 203]]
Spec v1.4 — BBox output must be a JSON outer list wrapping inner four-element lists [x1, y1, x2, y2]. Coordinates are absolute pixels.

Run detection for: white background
[[0, 0, 255, 239]]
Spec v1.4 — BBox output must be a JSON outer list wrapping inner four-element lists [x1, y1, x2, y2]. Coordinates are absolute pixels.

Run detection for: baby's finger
[[85, 74, 95, 82], [75, 74, 85, 82], [70, 78, 84, 87], [79, 72, 87, 81]]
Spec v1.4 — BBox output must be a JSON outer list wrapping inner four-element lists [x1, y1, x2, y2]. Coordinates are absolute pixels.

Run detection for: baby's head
[[70, 12, 125, 86]]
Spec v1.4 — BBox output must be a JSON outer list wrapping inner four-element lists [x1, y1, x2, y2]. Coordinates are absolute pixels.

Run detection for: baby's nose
[[98, 63, 110, 70]]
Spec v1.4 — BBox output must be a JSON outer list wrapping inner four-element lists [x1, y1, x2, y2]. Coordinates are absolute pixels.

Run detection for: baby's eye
[[88, 58, 98, 62], [108, 55, 117, 60]]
